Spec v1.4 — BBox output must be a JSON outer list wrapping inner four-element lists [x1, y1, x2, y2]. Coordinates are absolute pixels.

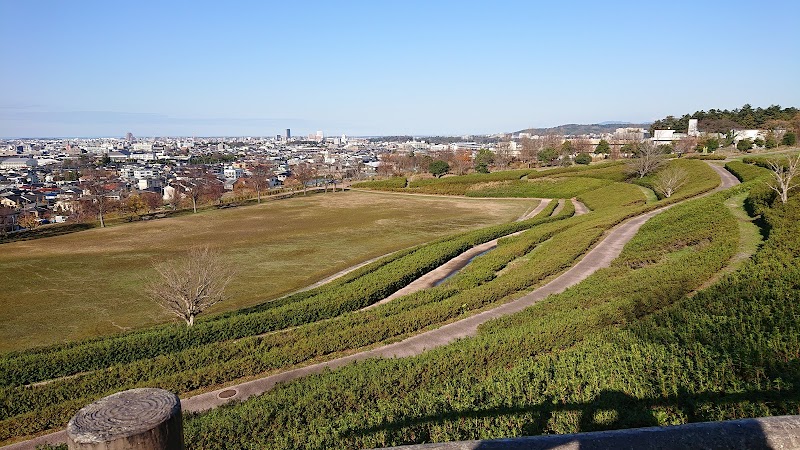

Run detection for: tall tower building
[[687, 119, 699, 137], [285, 128, 291, 139]]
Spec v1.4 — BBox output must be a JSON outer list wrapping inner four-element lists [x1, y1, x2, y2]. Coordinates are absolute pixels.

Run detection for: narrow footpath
[[5, 162, 737, 450]]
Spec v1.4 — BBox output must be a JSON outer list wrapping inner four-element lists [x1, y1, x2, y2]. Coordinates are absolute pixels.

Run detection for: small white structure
[[138, 178, 163, 190], [223, 166, 244, 180], [733, 130, 763, 144]]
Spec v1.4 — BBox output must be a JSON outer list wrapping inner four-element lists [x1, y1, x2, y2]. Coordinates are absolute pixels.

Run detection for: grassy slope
[[0, 191, 532, 352], [184, 178, 750, 449], [0, 161, 723, 445]]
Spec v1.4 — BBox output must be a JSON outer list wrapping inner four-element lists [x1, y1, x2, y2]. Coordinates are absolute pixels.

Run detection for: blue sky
[[1, 0, 798, 137]]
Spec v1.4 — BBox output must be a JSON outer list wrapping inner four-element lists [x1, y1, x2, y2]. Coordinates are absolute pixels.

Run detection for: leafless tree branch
[[146, 246, 235, 326], [653, 166, 688, 199], [767, 154, 800, 204]]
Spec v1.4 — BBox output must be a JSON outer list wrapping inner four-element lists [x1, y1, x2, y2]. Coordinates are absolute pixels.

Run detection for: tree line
[[649, 104, 800, 134]]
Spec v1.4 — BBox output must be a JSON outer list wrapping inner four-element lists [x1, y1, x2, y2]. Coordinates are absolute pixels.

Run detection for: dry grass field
[[0, 190, 532, 352]]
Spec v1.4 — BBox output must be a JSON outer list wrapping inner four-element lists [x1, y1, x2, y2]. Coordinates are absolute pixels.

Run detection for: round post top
[[67, 388, 181, 444]]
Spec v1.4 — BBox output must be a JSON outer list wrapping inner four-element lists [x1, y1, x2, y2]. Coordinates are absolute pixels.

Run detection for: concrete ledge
[[381, 415, 800, 450]]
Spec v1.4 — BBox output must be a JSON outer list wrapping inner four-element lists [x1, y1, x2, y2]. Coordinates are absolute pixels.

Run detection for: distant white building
[[0, 158, 38, 170], [137, 178, 163, 190], [652, 129, 687, 146], [223, 166, 244, 180], [133, 143, 153, 152], [733, 130, 763, 144], [130, 152, 157, 161], [614, 127, 647, 141]]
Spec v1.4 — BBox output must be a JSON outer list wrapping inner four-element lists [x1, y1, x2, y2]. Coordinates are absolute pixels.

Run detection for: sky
[[1, 0, 799, 138]]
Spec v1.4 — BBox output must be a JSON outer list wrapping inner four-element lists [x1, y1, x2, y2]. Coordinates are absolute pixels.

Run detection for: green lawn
[[0, 191, 532, 352]]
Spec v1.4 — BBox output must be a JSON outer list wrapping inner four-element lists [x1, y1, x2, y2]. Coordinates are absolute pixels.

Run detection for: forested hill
[[650, 104, 800, 134], [516, 123, 651, 136]]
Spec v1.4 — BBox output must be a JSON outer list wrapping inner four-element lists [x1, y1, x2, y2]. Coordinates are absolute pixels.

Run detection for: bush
[[782, 131, 797, 146], [429, 160, 449, 177], [724, 161, 770, 183], [575, 153, 593, 165], [736, 138, 753, 151]]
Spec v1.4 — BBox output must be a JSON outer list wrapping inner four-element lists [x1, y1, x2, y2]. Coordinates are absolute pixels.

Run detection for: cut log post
[[67, 388, 184, 450]]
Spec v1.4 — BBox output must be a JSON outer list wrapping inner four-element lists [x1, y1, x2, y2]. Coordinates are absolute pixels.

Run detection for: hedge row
[[351, 177, 407, 190], [724, 161, 771, 183], [465, 177, 611, 199]]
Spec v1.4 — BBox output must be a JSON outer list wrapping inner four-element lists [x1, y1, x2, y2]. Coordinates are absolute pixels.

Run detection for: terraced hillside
[[2, 160, 729, 447]]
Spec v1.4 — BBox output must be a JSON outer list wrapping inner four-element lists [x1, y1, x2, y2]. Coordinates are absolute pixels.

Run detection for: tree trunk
[[192, 198, 197, 213], [188, 314, 194, 327], [99, 211, 105, 228], [257, 189, 261, 204]]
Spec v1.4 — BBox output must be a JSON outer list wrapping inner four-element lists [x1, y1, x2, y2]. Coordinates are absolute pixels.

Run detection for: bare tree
[[674, 137, 698, 157], [82, 169, 116, 227], [146, 246, 234, 327], [627, 142, 666, 178], [0, 206, 17, 237], [767, 154, 800, 204], [518, 138, 540, 168], [494, 142, 512, 170], [653, 166, 688, 198], [247, 162, 273, 203], [176, 169, 223, 213], [293, 162, 316, 195], [571, 137, 593, 155], [453, 149, 473, 175], [141, 191, 163, 212]]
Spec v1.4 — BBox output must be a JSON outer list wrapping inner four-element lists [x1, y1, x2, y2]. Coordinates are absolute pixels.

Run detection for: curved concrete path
[[550, 199, 565, 216], [3, 162, 737, 450], [516, 199, 551, 221], [572, 198, 590, 215], [707, 160, 741, 189]]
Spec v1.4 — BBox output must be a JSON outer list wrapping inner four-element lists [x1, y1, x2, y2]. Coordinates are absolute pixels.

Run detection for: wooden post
[[67, 388, 184, 450]]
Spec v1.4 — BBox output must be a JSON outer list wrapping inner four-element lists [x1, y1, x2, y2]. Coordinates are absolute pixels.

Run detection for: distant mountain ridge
[[516, 122, 651, 136]]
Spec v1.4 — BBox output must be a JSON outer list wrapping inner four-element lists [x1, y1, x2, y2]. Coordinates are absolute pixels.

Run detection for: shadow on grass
[[346, 388, 794, 448]]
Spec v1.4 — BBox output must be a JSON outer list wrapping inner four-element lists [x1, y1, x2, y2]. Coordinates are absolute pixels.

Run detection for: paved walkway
[[550, 199, 565, 216], [4, 162, 737, 450], [572, 198, 590, 215]]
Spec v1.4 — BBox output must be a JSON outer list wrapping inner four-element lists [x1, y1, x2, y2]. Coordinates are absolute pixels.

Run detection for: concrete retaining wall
[[381, 415, 800, 450]]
